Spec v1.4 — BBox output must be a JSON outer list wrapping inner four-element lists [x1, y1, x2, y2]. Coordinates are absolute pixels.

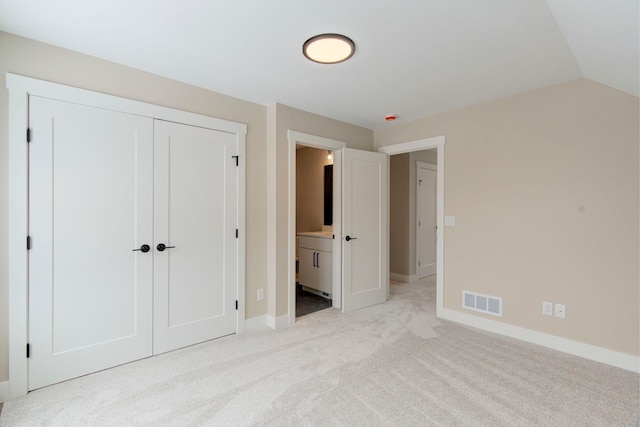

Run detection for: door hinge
[[26, 343, 30, 358], [235, 300, 238, 310], [27, 235, 31, 250], [27, 128, 31, 143], [232, 155, 239, 166], [235, 229, 239, 239]]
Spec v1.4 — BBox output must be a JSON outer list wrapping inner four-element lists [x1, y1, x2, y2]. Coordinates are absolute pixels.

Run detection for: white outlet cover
[[444, 216, 456, 226], [257, 288, 264, 301], [555, 303, 566, 319], [542, 301, 553, 316]]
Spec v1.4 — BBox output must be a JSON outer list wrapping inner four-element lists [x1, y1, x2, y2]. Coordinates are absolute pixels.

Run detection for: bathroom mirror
[[324, 165, 333, 226]]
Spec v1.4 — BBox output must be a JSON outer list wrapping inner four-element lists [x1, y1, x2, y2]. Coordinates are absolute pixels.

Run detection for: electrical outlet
[[542, 301, 553, 316], [555, 303, 566, 319], [257, 288, 264, 301]]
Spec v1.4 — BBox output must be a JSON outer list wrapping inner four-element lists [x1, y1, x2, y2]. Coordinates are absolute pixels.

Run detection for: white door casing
[[416, 162, 437, 278], [342, 148, 389, 312], [377, 135, 445, 318], [8, 73, 246, 397], [28, 96, 154, 390], [287, 131, 346, 324], [153, 120, 238, 354]]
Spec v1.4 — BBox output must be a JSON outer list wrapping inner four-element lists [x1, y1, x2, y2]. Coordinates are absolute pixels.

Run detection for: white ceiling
[[0, 0, 637, 129]]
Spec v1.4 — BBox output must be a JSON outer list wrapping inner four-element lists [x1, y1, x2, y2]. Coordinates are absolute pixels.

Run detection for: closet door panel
[[28, 96, 154, 390], [153, 120, 237, 354]]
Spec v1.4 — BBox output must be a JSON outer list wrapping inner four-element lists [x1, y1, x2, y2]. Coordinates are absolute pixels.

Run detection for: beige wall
[[269, 103, 373, 317], [375, 78, 640, 356], [296, 147, 333, 233], [390, 154, 411, 276], [0, 31, 269, 382]]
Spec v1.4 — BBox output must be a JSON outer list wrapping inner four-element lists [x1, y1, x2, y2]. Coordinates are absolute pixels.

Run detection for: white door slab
[[417, 162, 437, 278], [28, 96, 154, 390], [153, 120, 237, 354], [342, 148, 389, 312]]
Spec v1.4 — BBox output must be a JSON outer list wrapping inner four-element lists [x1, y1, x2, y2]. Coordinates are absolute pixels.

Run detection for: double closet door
[[28, 96, 238, 390]]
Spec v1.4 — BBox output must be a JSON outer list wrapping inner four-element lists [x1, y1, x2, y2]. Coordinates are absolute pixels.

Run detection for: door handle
[[313, 252, 317, 267], [156, 243, 176, 252], [316, 253, 320, 268], [132, 244, 151, 253], [345, 235, 357, 242]]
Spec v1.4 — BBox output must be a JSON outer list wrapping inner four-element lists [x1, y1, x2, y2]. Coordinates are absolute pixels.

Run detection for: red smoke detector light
[[385, 114, 397, 121]]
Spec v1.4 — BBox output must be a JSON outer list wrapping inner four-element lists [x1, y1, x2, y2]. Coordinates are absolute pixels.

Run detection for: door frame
[[416, 161, 437, 279], [6, 73, 247, 399], [378, 135, 445, 316], [287, 131, 346, 325]]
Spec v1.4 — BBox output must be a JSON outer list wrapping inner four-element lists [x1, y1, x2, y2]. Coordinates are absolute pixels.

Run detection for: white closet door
[[153, 120, 238, 354], [28, 96, 154, 390]]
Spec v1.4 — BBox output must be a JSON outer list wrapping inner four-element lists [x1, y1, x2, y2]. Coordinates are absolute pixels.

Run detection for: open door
[[342, 148, 389, 312]]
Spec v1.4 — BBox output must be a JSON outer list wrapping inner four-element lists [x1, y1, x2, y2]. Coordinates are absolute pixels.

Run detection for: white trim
[[0, 381, 9, 402], [378, 135, 445, 156], [389, 272, 418, 283], [415, 161, 437, 279], [378, 135, 446, 317], [267, 314, 291, 330], [236, 131, 246, 334], [417, 161, 437, 172], [6, 74, 247, 135], [6, 73, 247, 398], [441, 308, 640, 373], [287, 131, 346, 327], [245, 315, 269, 331]]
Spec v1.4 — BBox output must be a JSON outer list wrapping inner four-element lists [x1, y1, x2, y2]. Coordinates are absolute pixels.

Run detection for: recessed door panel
[[28, 96, 154, 390], [342, 148, 389, 312], [153, 120, 237, 354]]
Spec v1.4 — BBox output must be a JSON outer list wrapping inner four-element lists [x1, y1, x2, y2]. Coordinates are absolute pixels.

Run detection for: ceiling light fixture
[[303, 34, 355, 64]]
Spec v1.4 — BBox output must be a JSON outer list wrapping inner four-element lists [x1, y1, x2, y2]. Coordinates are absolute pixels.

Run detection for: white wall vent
[[463, 291, 502, 317]]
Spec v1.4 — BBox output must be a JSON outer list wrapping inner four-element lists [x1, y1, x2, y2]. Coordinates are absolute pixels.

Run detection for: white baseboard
[[440, 308, 640, 373], [245, 315, 269, 331], [267, 314, 290, 330], [0, 380, 8, 402], [390, 272, 417, 283]]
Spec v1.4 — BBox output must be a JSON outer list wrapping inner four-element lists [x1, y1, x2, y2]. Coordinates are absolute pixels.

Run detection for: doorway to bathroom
[[295, 145, 334, 317]]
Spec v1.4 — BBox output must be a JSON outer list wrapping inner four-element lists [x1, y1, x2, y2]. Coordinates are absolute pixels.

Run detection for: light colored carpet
[[1, 277, 638, 426]]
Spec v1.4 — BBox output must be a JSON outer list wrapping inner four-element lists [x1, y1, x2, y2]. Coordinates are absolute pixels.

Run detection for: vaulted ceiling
[[0, 0, 637, 129]]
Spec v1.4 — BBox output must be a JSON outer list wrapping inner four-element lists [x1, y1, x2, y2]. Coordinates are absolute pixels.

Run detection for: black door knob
[[156, 243, 176, 252], [132, 244, 150, 253], [345, 235, 357, 242]]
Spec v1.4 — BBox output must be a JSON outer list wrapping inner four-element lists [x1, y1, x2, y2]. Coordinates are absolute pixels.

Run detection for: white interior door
[[417, 162, 437, 278], [342, 148, 389, 312], [153, 120, 238, 355], [28, 96, 154, 390]]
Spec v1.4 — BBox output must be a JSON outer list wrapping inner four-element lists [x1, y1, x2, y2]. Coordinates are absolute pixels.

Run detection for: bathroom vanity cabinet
[[297, 233, 333, 298]]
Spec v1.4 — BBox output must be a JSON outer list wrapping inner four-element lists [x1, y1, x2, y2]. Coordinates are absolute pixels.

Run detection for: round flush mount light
[[303, 34, 355, 64]]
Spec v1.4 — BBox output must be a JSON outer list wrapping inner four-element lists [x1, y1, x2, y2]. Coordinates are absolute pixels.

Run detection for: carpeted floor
[[1, 277, 638, 426]]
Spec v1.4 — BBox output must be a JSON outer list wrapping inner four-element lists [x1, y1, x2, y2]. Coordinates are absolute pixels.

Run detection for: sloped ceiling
[[0, 0, 637, 129]]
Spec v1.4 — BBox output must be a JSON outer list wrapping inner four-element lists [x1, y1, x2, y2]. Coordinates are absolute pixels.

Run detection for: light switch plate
[[542, 301, 553, 316], [444, 216, 456, 226]]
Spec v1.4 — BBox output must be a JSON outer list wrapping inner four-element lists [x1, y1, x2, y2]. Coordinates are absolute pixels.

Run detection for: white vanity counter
[[297, 231, 333, 298]]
